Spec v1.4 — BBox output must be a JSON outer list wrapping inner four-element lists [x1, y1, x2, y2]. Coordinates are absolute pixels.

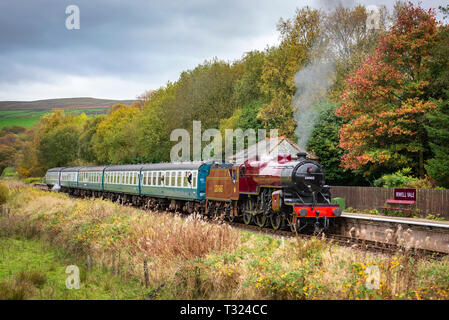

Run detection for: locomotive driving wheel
[[270, 213, 282, 230], [226, 204, 235, 223], [243, 198, 254, 225], [255, 214, 267, 228], [288, 214, 299, 233]]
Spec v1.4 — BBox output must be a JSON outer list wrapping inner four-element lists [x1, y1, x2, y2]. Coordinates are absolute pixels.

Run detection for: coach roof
[[47, 167, 66, 172], [78, 166, 107, 172]]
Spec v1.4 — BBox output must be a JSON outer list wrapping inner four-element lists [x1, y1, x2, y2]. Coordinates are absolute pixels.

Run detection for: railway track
[[32, 183, 448, 259], [228, 220, 447, 259]]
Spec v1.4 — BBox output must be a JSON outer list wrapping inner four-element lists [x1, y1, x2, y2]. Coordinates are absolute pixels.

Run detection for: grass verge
[[1, 183, 448, 300]]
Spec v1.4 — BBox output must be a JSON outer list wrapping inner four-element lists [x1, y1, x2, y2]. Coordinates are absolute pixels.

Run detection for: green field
[[0, 237, 146, 299], [0, 108, 108, 129]]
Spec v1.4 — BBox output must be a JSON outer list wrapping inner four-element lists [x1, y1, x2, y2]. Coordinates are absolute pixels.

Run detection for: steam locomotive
[[45, 152, 340, 232]]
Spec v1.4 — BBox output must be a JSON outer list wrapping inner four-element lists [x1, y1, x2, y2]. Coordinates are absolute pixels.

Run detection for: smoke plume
[[292, 56, 335, 150]]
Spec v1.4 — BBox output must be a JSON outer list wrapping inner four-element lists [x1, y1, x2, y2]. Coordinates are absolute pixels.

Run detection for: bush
[[1, 167, 17, 177], [374, 168, 433, 188], [0, 182, 9, 204], [24, 177, 42, 184]]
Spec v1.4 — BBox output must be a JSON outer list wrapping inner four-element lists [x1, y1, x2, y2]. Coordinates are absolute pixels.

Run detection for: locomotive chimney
[[297, 152, 307, 160]]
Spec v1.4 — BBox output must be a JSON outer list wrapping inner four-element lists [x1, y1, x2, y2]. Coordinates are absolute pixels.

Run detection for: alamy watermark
[[170, 121, 279, 163], [66, 5, 80, 30], [366, 5, 380, 31], [365, 265, 380, 290], [65, 265, 80, 289]]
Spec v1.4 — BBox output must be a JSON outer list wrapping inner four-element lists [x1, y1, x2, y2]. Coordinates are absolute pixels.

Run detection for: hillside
[[0, 97, 136, 111]]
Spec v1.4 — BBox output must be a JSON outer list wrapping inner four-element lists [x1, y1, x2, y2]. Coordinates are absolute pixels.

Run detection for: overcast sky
[[0, 0, 446, 101]]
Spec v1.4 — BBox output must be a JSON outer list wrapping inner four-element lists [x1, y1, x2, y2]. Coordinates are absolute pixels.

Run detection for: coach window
[[176, 172, 181, 187], [148, 172, 152, 186], [170, 172, 175, 186], [182, 172, 187, 187], [193, 172, 197, 188]]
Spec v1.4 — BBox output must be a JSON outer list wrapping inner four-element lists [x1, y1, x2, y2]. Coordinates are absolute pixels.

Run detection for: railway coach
[[47, 162, 216, 213]]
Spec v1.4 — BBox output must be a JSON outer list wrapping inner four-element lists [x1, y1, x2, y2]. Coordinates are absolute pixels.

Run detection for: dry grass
[[0, 270, 47, 300], [1, 184, 448, 300], [1, 186, 240, 295]]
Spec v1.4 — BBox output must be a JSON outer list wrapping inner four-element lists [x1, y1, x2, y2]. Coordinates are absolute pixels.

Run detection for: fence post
[[143, 259, 149, 288]]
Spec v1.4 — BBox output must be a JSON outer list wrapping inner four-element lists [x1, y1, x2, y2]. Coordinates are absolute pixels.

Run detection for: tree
[[426, 25, 449, 99], [136, 85, 175, 163], [258, 7, 322, 138], [425, 94, 449, 188], [231, 51, 267, 108], [336, 3, 439, 178], [78, 115, 106, 163], [307, 103, 368, 185], [93, 104, 139, 164], [38, 123, 81, 168]]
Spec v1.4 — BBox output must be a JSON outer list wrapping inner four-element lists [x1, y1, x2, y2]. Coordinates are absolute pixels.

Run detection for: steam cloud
[[292, 58, 335, 150]]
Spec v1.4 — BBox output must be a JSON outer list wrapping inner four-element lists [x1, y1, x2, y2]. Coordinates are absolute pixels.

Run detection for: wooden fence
[[330, 186, 449, 219]]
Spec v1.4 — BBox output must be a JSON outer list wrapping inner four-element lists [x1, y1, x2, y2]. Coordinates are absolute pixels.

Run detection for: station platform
[[341, 212, 449, 229]]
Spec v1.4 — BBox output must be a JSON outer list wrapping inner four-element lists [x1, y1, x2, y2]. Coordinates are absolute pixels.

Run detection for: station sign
[[394, 188, 416, 201]]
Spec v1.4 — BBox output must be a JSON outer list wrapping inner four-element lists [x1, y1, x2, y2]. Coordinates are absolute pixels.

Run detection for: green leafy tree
[[426, 25, 449, 100], [307, 103, 368, 185], [38, 123, 82, 168], [231, 51, 267, 108], [258, 7, 322, 138], [93, 104, 139, 164], [425, 94, 449, 188], [78, 115, 106, 163]]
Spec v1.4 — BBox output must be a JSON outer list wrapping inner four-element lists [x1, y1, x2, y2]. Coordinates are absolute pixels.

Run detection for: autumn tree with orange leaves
[[336, 3, 440, 178]]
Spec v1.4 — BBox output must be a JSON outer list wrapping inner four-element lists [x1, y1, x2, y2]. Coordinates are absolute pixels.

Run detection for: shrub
[[1, 167, 17, 177], [0, 182, 9, 204], [24, 177, 42, 184], [374, 168, 433, 188]]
